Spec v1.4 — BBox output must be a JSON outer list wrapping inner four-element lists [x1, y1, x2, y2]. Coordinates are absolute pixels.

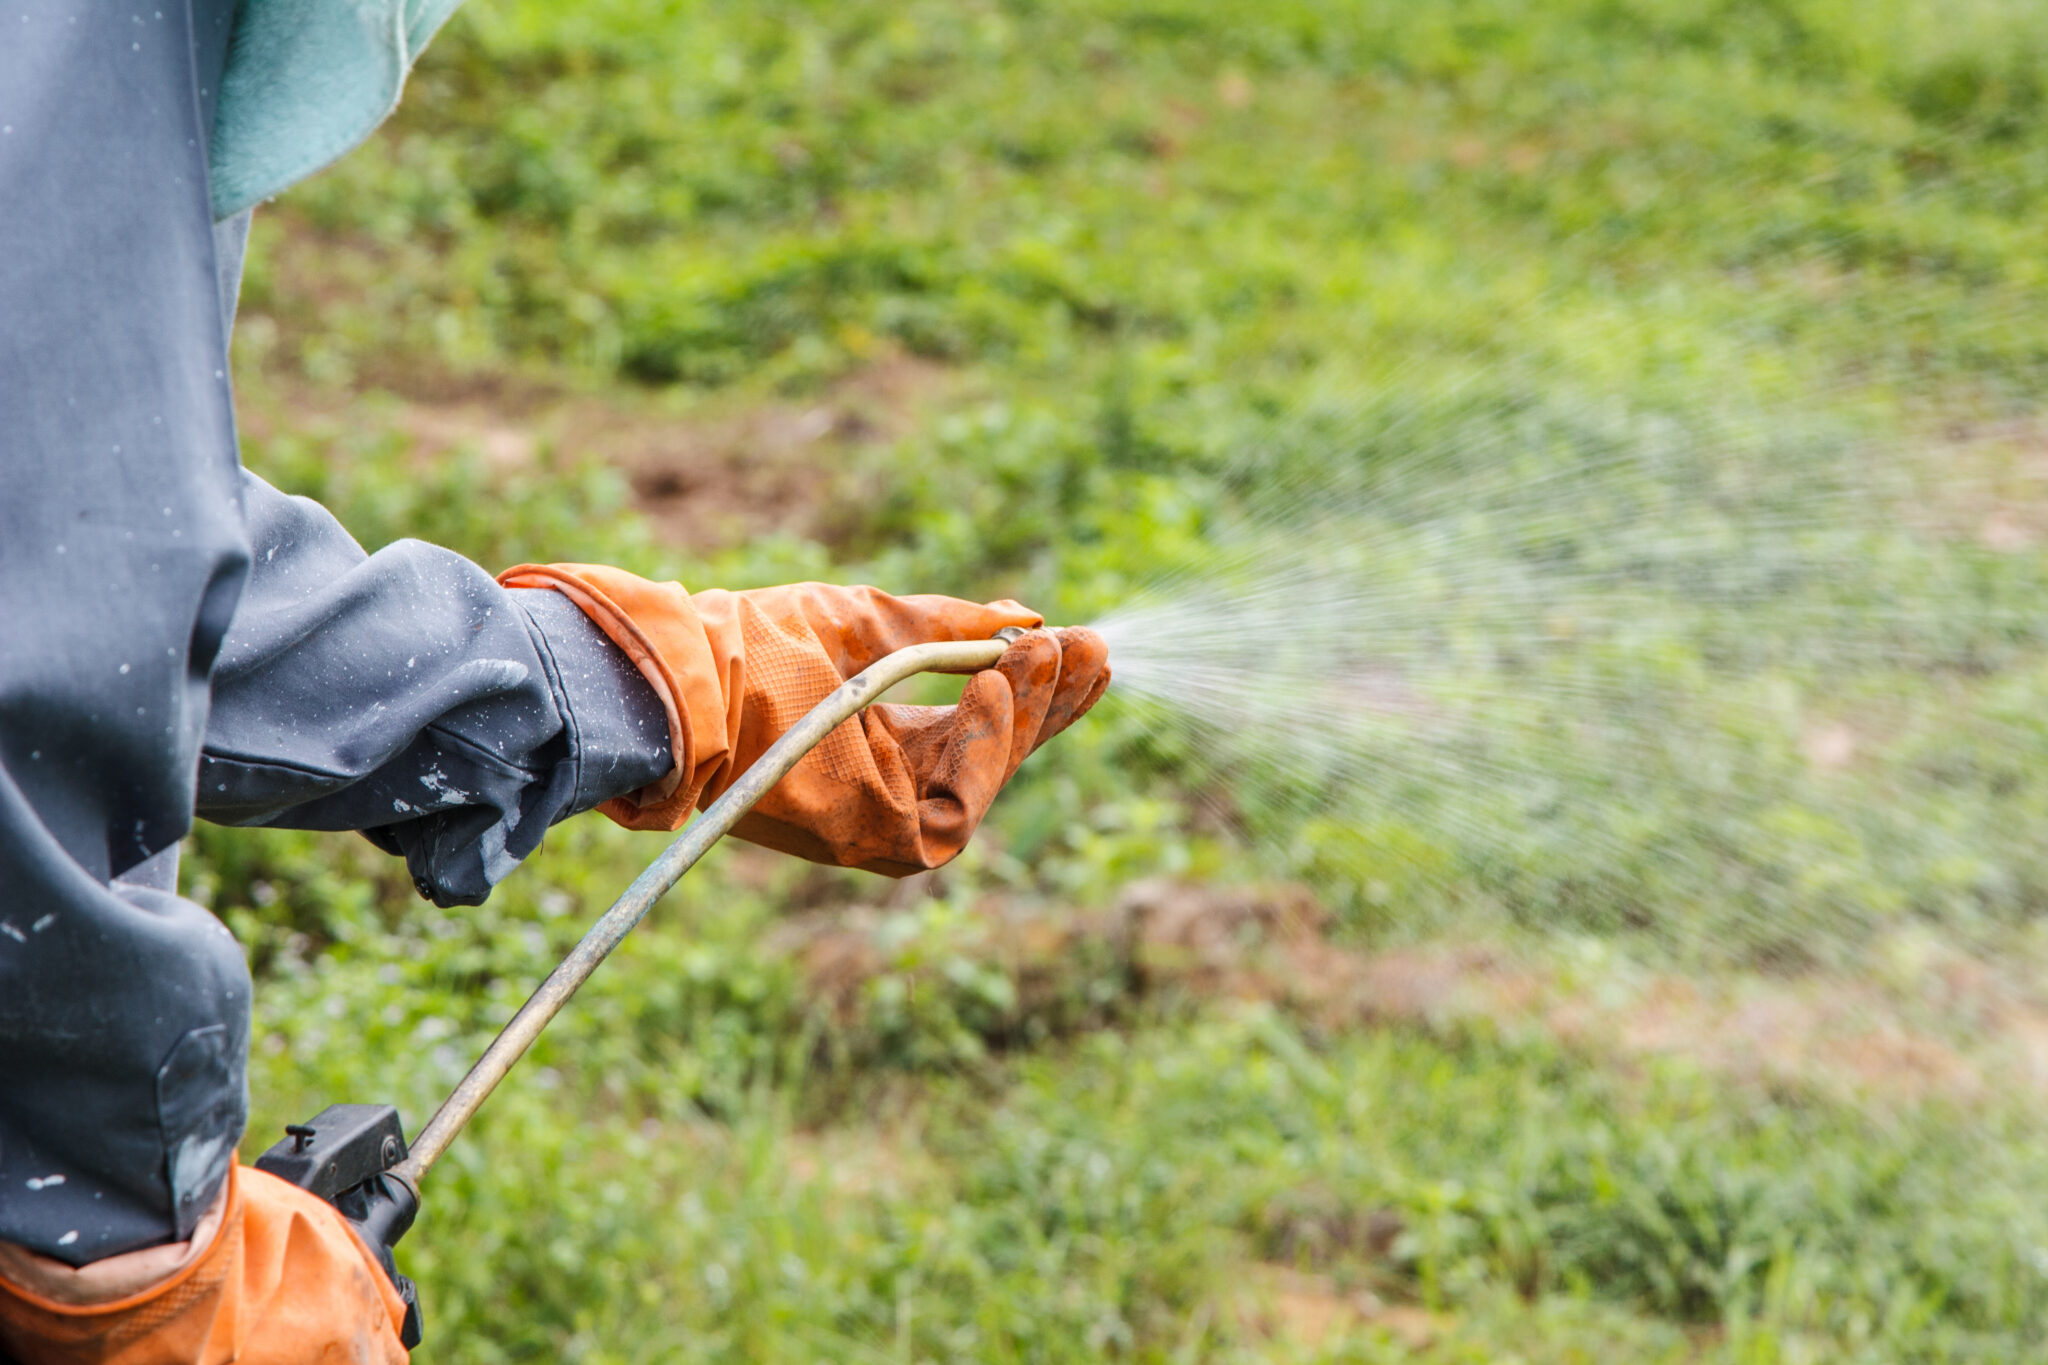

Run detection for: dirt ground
[[236, 339, 961, 556], [769, 875, 2048, 1114]]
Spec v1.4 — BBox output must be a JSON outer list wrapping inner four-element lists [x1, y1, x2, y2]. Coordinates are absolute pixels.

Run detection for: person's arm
[[197, 472, 673, 907], [200, 481, 1110, 897]]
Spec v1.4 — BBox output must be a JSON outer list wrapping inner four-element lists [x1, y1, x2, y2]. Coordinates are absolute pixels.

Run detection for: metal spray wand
[[252, 629, 1027, 1346]]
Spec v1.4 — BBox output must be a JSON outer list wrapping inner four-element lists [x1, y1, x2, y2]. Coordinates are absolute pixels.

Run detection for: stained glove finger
[[1030, 627, 1111, 753], [990, 630, 1064, 781], [907, 667, 1019, 866], [867, 630, 1059, 862]]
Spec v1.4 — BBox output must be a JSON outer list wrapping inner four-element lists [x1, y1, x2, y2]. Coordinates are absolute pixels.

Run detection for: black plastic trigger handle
[[254, 1103, 424, 1348]]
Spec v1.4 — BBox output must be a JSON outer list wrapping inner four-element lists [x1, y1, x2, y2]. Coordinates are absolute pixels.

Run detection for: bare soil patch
[[233, 349, 957, 556], [1900, 416, 2048, 553], [770, 878, 2048, 1112], [1234, 1263, 1448, 1352], [612, 354, 955, 552]]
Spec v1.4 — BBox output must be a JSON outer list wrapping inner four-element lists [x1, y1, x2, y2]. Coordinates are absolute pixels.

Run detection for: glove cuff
[[497, 563, 743, 831]]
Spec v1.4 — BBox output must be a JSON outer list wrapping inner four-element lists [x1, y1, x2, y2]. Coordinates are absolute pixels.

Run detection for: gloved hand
[[0, 1163, 410, 1364], [497, 566, 1110, 875]]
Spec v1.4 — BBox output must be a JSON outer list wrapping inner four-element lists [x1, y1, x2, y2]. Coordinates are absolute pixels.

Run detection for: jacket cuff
[[509, 588, 674, 817]]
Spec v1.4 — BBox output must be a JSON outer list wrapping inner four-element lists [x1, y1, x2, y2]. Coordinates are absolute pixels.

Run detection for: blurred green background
[[195, 0, 2048, 1359]]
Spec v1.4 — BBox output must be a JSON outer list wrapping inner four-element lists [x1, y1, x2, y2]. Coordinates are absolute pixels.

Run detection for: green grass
[[234, 844, 2048, 1361], [191, 0, 2048, 1358]]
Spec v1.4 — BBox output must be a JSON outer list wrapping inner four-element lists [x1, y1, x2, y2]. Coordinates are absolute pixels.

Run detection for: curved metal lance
[[251, 629, 1029, 1346], [392, 628, 1022, 1183]]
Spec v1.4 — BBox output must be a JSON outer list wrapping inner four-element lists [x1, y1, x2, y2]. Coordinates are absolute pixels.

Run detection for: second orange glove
[[498, 567, 1109, 875], [0, 1163, 409, 1365]]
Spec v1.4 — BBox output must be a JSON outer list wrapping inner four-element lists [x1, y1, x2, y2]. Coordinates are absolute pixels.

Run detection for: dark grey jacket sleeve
[[200, 474, 671, 907], [0, 0, 667, 1266], [1, 0, 256, 1266]]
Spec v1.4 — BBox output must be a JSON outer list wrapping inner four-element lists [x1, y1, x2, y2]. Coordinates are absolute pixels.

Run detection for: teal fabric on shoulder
[[208, 0, 464, 220]]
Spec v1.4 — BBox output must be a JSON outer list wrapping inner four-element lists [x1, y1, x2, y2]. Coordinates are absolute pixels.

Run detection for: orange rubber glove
[[0, 1163, 409, 1365], [498, 567, 1110, 875]]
